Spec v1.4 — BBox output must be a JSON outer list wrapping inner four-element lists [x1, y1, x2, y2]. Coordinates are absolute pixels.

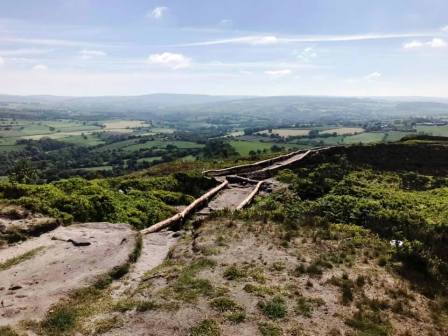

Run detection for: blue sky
[[0, 0, 447, 96]]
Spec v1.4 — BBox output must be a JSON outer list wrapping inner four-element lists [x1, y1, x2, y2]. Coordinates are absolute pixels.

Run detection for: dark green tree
[[8, 159, 38, 184]]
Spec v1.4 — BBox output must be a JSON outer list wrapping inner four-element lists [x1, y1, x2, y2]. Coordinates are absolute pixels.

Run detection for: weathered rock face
[[0, 205, 59, 244], [0, 222, 136, 326]]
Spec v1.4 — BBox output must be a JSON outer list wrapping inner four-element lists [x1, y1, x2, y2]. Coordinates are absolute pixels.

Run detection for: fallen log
[[236, 180, 265, 210], [141, 179, 229, 234]]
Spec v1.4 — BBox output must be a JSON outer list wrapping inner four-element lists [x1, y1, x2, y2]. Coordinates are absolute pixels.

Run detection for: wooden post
[[236, 180, 264, 210], [141, 180, 229, 234]]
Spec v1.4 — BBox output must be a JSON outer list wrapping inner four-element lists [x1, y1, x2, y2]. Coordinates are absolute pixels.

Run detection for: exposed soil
[[96, 217, 445, 336]]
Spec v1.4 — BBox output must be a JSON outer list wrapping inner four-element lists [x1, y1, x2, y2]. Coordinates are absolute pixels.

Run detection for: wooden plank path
[[142, 148, 321, 235]]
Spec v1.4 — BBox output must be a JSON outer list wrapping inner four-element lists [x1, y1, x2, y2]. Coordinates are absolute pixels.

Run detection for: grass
[[416, 125, 448, 137], [41, 306, 77, 334], [229, 140, 300, 156], [0, 119, 102, 141], [223, 264, 247, 280], [295, 297, 313, 317], [0, 246, 46, 271], [258, 129, 311, 137], [320, 127, 364, 135], [210, 296, 241, 312], [137, 156, 163, 163], [225, 311, 246, 323], [136, 300, 159, 312], [79, 165, 113, 171], [60, 134, 105, 147], [189, 319, 221, 336], [102, 120, 150, 131], [0, 326, 19, 336], [243, 283, 274, 297], [166, 258, 216, 302], [345, 310, 392, 336], [97, 139, 203, 153], [258, 296, 287, 319], [90, 316, 123, 334], [343, 132, 386, 144], [258, 322, 282, 336]]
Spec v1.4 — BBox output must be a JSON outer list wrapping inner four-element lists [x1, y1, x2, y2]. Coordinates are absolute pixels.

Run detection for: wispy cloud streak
[[168, 32, 436, 47]]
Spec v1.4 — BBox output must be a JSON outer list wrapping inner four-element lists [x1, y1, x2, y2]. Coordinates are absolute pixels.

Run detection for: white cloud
[[219, 19, 233, 26], [172, 32, 433, 47], [148, 6, 168, 19], [80, 49, 107, 59], [403, 40, 424, 49], [249, 36, 279, 45], [32, 64, 48, 71], [403, 38, 447, 50], [428, 38, 447, 48], [442, 25, 448, 32], [296, 47, 317, 62], [364, 72, 381, 80], [264, 69, 292, 77], [0, 56, 4, 66], [147, 52, 191, 69]]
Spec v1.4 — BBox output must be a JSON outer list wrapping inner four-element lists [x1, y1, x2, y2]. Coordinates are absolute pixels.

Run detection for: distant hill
[[1, 94, 448, 122]]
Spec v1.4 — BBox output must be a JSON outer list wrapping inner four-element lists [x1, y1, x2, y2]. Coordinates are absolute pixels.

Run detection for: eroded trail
[[0, 148, 318, 329], [197, 183, 255, 215]]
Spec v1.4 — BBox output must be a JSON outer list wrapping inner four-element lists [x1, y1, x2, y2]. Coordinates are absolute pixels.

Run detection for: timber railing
[[202, 149, 309, 177], [141, 179, 228, 234]]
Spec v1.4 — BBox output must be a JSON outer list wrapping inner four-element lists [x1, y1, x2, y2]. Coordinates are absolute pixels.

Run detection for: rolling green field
[[137, 156, 163, 163], [97, 139, 203, 153], [416, 125, 448, 136], [124, 140, 203, 151], [79, 165, 113, 171], [0, 118, 159, 150], [59, 134, 106, 146], [229, 140, 303, 156], [342, 132, 385, 144]]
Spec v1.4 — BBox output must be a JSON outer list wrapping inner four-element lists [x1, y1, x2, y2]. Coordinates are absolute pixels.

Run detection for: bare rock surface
[[0, 222, 135, 326], [111, 230, 178, 297]]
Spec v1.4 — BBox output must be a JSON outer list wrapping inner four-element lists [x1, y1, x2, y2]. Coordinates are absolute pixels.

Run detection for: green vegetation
[[0, 172, 214, 229], [229, 140, 300, 156], [0, 246, 45, 271], [267, 148, 448, 294], [258, 296, 287, 319], [258, 322, 282, 336], [225, 311, 246, 323], [165, 258, 216, 302], [210, 297, 242, 312], [0, 326, 19, 336], [189, 319, 221, 336], [223, 264, 247, 280]]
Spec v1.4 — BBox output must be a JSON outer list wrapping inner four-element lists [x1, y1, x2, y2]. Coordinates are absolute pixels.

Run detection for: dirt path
[[197, 183, 255, 215], [0, 222, 135, 326], [0, 148, 316, 329], [196, 150, 312, 213]]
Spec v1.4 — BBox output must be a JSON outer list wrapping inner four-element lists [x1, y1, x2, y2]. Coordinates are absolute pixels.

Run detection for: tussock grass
[[189, 319, 220, 336], [258, 296, 287, 319]]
